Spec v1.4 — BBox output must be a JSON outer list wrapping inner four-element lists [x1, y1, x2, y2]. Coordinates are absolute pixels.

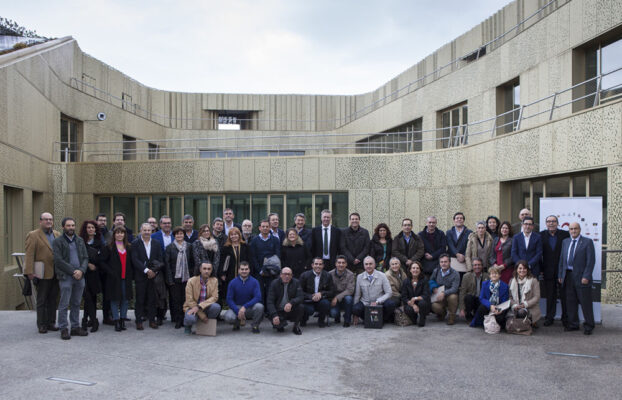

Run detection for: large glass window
[[169, 196, 182, 226], [356, 118, 423, 154], [496, 79, 520, 135], [269, 195, 284, 229], [226, 194, 251, 223], [251, 194, 267, 232], [137, 197, 150, 227], [184, 195, 208, 229], [152, 196, 167, 221], [286, 194, 313, 228], [60, 115, 81, 162], [113, 196, 135, 233], [331, 192, 349, 228], [209, 195, 223, 225], [122, 135, 136, 161], [438, 103, 467, 148]]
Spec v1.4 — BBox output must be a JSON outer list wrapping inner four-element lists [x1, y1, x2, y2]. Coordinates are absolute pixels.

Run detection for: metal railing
[[68, 0, 564, 131], [55, 63, 622, 162]]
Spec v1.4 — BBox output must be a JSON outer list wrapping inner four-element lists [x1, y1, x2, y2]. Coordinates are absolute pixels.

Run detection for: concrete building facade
[[1, 0, 621, 309]]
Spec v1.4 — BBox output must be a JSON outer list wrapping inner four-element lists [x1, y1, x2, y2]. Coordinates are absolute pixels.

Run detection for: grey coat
[[354, 270, 392, 305], [53, 234, 89, 280]]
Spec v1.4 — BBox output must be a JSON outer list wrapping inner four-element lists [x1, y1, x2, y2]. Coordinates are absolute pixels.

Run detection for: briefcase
[[364, 305, 383, 329], [195, 318, 217, 336]]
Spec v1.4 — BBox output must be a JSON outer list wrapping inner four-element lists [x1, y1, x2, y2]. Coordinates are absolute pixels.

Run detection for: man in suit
[[182, 214, 198, 243], [300, 258, 334, 327], [352, 256, 396, 324], [151, 215, 173, 324], [558, 222, 596, 335], [511, 217, 543, 277], [511, 208, 540, 234], [446, 212, 472, 277], [132, 223, 164, 330], [392, 218, 425, 273], [311, 209, 341, 269], [266, 267, 304, 335], [293, 213, 312, 250], [268, 213, 286, 243], [340, 212, 370, 274], [24, 212, 61, 333], [241, 219, 255, 244], [540, 215, 570, 326], [223, 208, 242, 236], [53, 217, 89, 339], [147, 217, 159, 233], [418, 216, 448, 276], [459, 257, 488, 323]]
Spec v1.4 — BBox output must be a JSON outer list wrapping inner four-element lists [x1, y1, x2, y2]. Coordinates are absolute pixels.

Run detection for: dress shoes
[[103, 318, 115, 326], [276, 326, 285, 333], [149, 321, 159, 329], [70, 327, 89, 336], [343, 322, 351, 328], [156, 318, 163, 326], [115, 320, 122, 332], [136, 322, 144, 330], [121, 320, 127, 330], [292, 325, 302, 335], [318, 320, 328, 328], [543, 319, 554, 326], [60, 329, 71, 340], [252, 326, 260, 334], [175, 321, 184, 329], [38, 326, 48, 334], [90, 319, 99, 333], [47, 325, 59, 332], [584, 329, 593, 335], [564, 326, 579, 332], [232, 324, 240, 331]]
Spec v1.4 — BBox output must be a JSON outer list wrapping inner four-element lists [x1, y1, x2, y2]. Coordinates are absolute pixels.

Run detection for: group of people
[[23, 206, 596, 339]]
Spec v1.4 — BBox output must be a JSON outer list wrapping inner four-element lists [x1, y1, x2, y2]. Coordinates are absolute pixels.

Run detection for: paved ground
[[1, 305, 621, 400]]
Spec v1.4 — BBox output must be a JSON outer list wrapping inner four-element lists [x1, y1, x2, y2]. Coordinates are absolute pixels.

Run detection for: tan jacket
[[183, 275, 219, 317], [509, 277, 541, 322], [459, 271, 489, 310], [465, 232, 493, 272], [385, 268, 408, 298], [24, 229, 60, 279]]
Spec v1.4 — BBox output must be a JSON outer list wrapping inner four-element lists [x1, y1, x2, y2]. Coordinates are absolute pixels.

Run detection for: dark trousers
[[135, 279, 157, 323], [82, 280, 98, 325], [303, 299, 331, 323], [404, 299, 429, 326], [352, 299, 397, 322], [543, 278, 564, 323], [563, 270, 595, 330], [463, 294, 480, 321], [34, 277, 59, 328], [99, 271, 112, 320], [170, 280, 186, 323], [273, 304, 304, 328], [260, 275, 276, 310], [474, 304, 507, 327], [330, 295, 353, 323]]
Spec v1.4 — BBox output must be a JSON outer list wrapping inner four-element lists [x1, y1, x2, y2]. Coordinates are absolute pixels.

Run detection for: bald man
[[558, 222, 595, 335], [512, 208, 539, 233]]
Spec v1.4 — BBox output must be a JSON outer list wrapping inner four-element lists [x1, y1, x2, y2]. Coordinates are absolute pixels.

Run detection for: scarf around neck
[[174, 241, 190, 282], [510, 276, 532, 305]]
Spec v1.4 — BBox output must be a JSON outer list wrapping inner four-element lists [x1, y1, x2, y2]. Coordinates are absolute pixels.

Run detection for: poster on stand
[[539, 197, 602, 323]]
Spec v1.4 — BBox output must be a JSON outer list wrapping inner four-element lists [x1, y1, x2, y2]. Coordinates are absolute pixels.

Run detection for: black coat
[[165, 242, 195, 284], [100, 245, 134, 301], [84, 240, 102, 294], [400, 277, 431, 306], [299, 269, 334, 301], [311, 225, 341, 268], [540, 229, 570, 280], [266, 277, 304, 318], [130, 238, 165, 282], [219, 243, 250, 282], [340, 226, 370, 268], [295, 227, 313, 251], [369, 235, 392, 270], [281, 244, 311, 278]]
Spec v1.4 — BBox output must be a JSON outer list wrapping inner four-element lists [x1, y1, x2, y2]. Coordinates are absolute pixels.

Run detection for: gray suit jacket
[[53, 234, 89, 280], [558, 235, 595, 285]]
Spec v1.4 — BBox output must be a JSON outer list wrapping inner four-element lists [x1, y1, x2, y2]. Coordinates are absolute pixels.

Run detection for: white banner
[[539, 197, 602, 323]]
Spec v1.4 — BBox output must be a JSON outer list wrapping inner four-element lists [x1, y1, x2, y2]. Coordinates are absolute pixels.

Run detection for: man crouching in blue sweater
[[224, 261, 264, 333]]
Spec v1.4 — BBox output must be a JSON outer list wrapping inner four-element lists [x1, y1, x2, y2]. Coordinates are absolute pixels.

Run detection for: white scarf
[[199, 237, 219, 252], [510, 276, 532, 307]]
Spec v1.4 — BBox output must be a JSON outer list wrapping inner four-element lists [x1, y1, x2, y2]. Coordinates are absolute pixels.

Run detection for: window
[[122, 135, 136, 161], [214, 111, 257, 130], [148, 143, 159, 160], [356, 118, 423, 154], [573, 29, 622, 111], [122, 92, 133, 112], [95, 192, 349, 233], [496, 78, 520, 135], [437, 103, 467, 149], [60, 115, 82, 162], [3, 186, 24, 264]]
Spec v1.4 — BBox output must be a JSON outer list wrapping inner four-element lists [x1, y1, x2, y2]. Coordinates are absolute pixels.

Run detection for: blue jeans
[[303, 298, 331, 323], [330, 295, 353, 323], [110, 281, 128, 321], [57, 277, 85, 330], [183, 303, 222, 327]]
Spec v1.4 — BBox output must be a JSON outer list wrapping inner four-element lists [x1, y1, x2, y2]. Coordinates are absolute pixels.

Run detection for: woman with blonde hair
[[281, 228, 310, 278]]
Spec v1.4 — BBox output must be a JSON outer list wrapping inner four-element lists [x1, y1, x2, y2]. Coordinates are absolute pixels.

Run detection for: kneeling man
[[225, 261, 264, 333], [183, 263, 221, 334], [266, 267, 305, 335], [300, 258, 334, 327], [352, 256, 396, 324]]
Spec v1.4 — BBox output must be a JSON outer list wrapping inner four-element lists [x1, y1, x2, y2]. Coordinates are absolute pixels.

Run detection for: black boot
[[114, 320, 122, 332], [91, 319, 99, 333], [120, 319, 127, 330]]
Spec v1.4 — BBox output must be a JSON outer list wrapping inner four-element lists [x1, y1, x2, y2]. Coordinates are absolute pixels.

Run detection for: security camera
[[97, 112, 106, 121]]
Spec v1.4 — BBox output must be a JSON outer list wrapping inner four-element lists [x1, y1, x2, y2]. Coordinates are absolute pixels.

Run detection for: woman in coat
[[508, 260, 541, 326], [490, 221, 514, 284], [192, 223, 220, 275], [466, 221, 494, 272], [281, 228, 310, 278], [219, 227, 250, 300], [166, 226, 195, 329], [100, 226, 133, 332], [401, 261, 430, 327], [369, 223, 392, 271], [471, 266, 509, 328], [385, 257, 407, 305], [79, 220, 103, 332]]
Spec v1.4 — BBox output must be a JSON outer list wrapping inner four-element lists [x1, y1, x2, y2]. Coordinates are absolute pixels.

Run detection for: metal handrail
[[67, 0, 564, 129], [56, 63, 622, 160]]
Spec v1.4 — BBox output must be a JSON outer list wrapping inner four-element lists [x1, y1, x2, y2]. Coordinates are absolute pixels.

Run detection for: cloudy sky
[[4, 0, 504, 94]]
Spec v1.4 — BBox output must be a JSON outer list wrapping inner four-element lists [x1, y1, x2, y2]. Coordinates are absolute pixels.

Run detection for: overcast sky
[[4, 0, 504, 95]]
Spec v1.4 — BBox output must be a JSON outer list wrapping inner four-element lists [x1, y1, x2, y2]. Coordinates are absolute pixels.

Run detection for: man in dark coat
[[418, 216, 448, 275], [131, 223, 164, 330], [340, 212, 370, 274], [299, 258, 334, 327], [392, 218, 425, 272], [540, 215, 570, 326], [266, 267, 304, 335]]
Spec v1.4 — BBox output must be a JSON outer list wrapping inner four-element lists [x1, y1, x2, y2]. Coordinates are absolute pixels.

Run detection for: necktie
[[568, 239, 577, 268], [323, 227, 329, 256], [368, 275, 373, 283]]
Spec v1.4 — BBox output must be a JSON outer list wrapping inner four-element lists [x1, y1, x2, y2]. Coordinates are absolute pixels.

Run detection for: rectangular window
[[148, 143, 159, 160], [437, 103, 467, 149], [209, 195, 223, 225], [169, 196, 183, 227], [357, 118, 423, 154], [122, 92, 133, 111], [4, 186, 24, 264], [113, 196, 136, 232], [98, 196, 112, 220], [137, 197, 151, 227], [60, 115, 82, 162], [122, 135, 136, 161], [251, 194, 267, 232], [331, 192, 349, 228], [214, 111, 257, 130], [269, 195, 284, 229], [152, 196, 167, 221], [286, 194, 313, 227], [184, 195, 208, 229], [314, 194, 330, 227], [226, 194, 251, 223], [496, 78, 520, 135]]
